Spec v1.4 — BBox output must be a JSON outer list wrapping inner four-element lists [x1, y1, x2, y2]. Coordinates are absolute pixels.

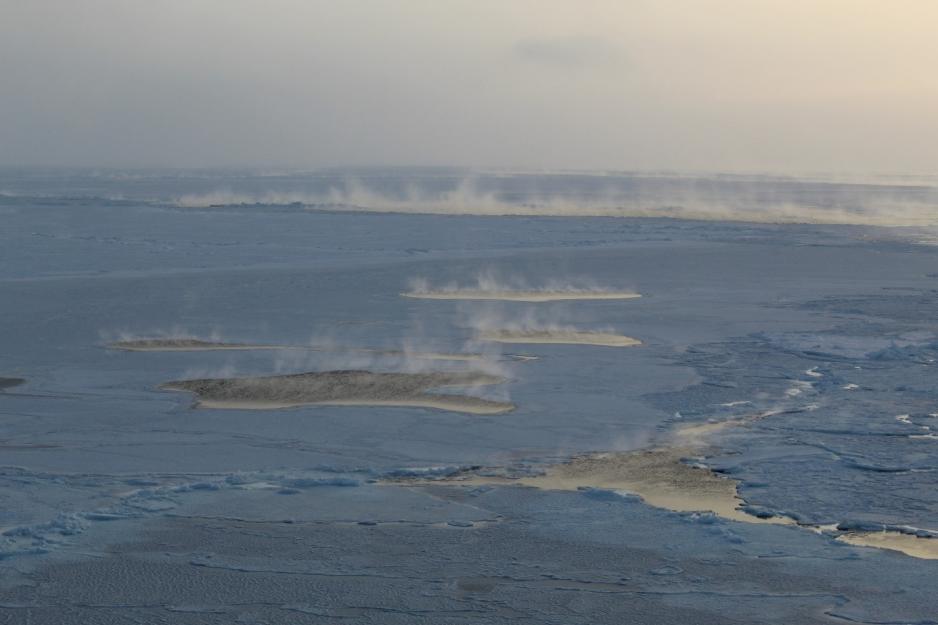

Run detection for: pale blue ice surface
[[1, 171, 937, 623]]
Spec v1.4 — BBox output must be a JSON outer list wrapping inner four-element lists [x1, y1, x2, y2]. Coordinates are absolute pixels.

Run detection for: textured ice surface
[[2, 171, 938, 623]]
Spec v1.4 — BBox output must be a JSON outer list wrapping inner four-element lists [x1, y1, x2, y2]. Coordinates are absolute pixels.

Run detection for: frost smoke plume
[[103, 321, 515, 404], [102, 327, 224, 346], [174, 172, 938, 227], [160, 370, 514, 415], [404, 271, 640, 301], [463, 305, 615, 338]]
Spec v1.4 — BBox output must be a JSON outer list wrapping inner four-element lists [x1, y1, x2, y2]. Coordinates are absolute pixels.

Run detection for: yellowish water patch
[[838, 532, 938, 559], [387, 395, 938, 559], [480, 330, 641, 347], [412, 448, 792, 526], [671, 408, 786, 446]]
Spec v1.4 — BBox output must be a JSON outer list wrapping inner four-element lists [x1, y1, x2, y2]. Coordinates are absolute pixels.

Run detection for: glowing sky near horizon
[[1, 1, 936, 173]]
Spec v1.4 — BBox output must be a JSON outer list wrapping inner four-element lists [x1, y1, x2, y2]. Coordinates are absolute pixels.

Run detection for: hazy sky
[[1, 1, 936, 174]]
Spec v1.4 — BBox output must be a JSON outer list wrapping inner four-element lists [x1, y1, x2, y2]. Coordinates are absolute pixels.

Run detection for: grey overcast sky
[[1, 1, 936, 174]]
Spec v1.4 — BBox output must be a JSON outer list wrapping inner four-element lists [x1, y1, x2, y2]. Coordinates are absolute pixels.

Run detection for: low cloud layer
[[1, 1, 937, 174]]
